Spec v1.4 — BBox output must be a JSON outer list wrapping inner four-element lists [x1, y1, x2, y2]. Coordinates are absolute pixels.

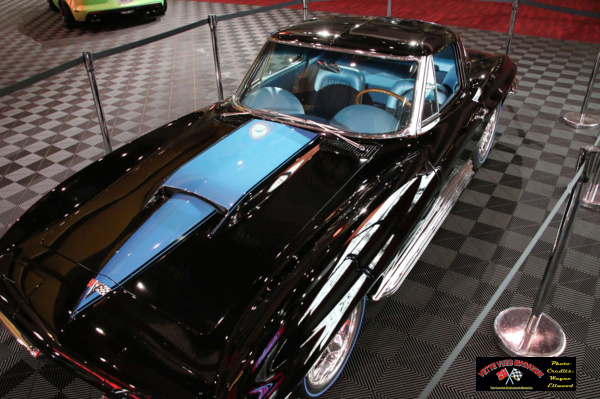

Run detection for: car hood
[[29, 116, 371, 337], [41, 119, 317, 323], [0, 110, 387, 397]]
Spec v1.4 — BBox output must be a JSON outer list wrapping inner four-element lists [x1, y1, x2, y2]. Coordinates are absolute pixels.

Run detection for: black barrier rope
[[0, 0, 323, 100], [479, 0, 600, 19], [93, 0, 329, 60], [417, 130, 600, 399], [0, 58, 82, 99], [523, 0, 600, 19], [0, 0, 594, 100], [93, 18, 207, 61]]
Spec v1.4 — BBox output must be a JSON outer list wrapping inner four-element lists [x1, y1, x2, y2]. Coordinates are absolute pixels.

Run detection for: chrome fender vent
[[320, 138, 379, 159]]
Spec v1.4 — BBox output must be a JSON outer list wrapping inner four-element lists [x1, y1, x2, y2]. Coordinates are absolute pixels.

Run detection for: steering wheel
[[356, 88, 411, 108], [436, 83, 450, 97]]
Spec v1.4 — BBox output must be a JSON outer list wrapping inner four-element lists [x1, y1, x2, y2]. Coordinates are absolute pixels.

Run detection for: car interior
[[240, 43, 459, 135]]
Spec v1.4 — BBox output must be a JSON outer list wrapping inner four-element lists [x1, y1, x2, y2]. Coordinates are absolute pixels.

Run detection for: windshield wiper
[[249, 109, 367, 152]]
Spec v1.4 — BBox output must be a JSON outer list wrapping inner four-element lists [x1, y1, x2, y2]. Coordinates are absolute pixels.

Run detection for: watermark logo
[[477, 357, 575, 391], [496, 367, 522, 384]]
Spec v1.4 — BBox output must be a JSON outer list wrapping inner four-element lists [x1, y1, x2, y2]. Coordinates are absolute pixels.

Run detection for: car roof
[[270, 17, 459, 58]]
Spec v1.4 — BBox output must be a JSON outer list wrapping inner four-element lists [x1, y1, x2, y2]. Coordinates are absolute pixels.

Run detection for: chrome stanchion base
[[581, 146, 600, 211], [561, 112, 600, 129], [494, 307, 566, 357], [581, 199, 600, 211]]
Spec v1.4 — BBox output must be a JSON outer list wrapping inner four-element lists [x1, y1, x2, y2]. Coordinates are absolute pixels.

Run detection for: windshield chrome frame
[[418, 55, 440, 132], [231, 39, 427, 139]]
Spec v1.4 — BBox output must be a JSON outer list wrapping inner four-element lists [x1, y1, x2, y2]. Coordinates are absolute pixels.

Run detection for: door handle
[[474, 108, 488, 120]]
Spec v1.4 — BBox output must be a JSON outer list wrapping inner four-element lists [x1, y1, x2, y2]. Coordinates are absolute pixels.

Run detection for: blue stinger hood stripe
[[74, 195, 215, 315], [73, 120, 317, 316], [164, 120, 317, 208]]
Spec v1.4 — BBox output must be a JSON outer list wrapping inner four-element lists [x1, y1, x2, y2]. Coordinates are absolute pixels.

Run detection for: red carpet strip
[[190, 0, 600, 43]]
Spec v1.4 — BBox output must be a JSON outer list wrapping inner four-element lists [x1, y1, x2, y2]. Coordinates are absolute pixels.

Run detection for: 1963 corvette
[[0, 17, 516, 399]]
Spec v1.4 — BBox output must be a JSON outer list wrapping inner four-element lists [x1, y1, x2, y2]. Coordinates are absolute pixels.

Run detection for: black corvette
[[0, 17, 516, 399]]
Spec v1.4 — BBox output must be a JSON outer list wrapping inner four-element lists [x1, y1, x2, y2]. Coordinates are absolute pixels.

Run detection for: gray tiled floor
[[0, 1, 599, 398], [0, 0, 250, 89]]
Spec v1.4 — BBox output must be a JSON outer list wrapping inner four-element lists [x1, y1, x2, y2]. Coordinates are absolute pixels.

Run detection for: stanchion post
[[82, 52, 112, 155], [561, 50, 600, 129], [506, 0, 519, 55], [387, 0, 392, 17], [494, 146, 599, 357], [302, 0, 308, 21], [208, 14, 224, 102], [515, 180, 582, 355]]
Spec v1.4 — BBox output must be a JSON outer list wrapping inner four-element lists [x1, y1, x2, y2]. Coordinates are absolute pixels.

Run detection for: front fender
[[230, 255, 372, 399], [222, 152, 433, 399]]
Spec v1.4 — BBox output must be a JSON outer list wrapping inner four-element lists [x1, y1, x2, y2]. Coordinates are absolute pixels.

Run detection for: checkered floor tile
[[1, 1, 599, 398]]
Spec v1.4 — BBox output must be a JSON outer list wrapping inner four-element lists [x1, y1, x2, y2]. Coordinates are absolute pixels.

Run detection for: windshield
[[236, 42, 419, 136]]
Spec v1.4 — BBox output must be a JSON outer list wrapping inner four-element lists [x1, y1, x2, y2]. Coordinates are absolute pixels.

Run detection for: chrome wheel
[[477, 107, 499, 163], [304, 299, 364, 395]]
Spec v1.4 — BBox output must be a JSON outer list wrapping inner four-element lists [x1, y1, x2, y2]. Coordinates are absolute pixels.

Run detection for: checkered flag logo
[[86, 278, 112, 297], [93, 282, 112, 296], [510, 368, 523, 382], [496, 368, 509, 380]]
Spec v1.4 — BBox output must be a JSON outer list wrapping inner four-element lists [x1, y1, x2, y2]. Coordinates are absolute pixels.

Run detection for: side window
[[252, 43, 306, 92], [422, 57, 439, 121], [433, 45, 459, 108], [263, 44, 305, 77]]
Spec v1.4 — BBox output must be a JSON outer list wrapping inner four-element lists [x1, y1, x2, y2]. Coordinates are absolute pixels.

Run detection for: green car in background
[[48, 0, 167, 28]]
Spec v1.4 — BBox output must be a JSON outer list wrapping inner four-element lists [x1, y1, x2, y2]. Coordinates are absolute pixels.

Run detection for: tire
[[301, 297, 365, 397], [48, 0, 59, 12], [59, 1, 77, 29], [473, 102, 502, 170], [157, 0, 167, 16]]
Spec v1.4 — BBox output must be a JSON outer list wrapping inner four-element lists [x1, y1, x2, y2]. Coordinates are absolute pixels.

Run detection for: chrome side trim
[[371, 159, 475, 301], [472, 87, 483, 103]]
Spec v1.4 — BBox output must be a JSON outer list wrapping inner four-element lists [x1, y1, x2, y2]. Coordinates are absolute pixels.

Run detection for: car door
[[368, 50, 477, 300]]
